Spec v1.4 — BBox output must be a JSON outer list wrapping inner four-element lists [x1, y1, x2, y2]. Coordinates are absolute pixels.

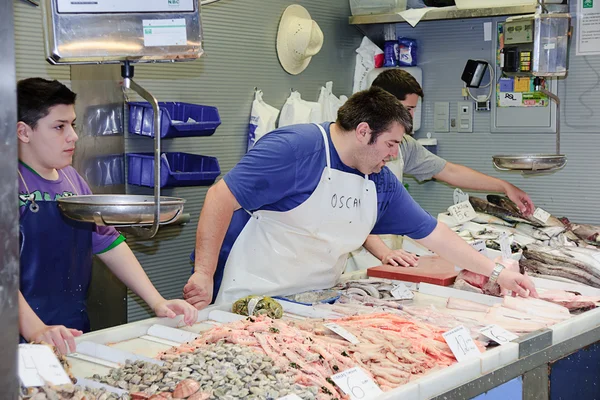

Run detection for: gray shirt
[[386, 135, 447, 183]]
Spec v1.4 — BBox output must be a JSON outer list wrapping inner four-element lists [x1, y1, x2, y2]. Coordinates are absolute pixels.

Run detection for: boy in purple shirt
[[17, 78, 197, 354]]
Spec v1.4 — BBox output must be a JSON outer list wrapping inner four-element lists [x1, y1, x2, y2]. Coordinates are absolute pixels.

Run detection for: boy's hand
[[153, 299, 198, 326]]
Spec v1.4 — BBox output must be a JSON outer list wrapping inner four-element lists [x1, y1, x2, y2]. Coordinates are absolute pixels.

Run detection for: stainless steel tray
[[58, 195, 185, 226], [493, 154, 567, 172]]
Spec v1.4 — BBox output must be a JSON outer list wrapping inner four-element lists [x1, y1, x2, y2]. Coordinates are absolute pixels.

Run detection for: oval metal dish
[[493, 154, 567, 172], [57, 195, 185, 226]]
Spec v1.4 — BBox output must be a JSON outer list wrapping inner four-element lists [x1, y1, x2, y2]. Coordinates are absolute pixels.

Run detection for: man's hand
[[183, 272, 214, 310], [382, 250, 419, 267], [504, 184, 535, 216], [153, 299, 198, 326], [30, 325, 82, 355], [497, 268, 538, 298]]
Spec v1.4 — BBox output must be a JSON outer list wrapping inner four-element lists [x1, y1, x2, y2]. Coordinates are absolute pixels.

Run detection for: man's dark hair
[[17, 78, 77, 128], [337, 86, 412, 144], [371, 69, 424, 101]]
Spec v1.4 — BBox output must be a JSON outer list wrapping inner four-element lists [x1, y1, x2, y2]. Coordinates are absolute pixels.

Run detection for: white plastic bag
[[279, 91, 321, 127], [353, 37, 384, 93], [318, 81, 348, 122], [247, 90, 280, 150]]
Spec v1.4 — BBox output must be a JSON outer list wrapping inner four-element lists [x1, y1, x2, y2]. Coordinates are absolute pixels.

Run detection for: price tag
[[479, 324, 519, 345], [470, 240, 488, 256], [499, 233, 512, 260], [391, 283, 414, 300], [18, 344, 72, 387], [499, 92, 523, 107], [442, 325, 481, 362], [331, 367, 383, 400], [453, 189, 469, 205], [277, 395, 303, 400], [324, 323, 360, 344], [448, 201, 477, 224], [533, 207, 551, 223]]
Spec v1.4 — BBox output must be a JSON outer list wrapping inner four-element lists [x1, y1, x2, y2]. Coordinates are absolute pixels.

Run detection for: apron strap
[[313, 123, 332, 179], [61, 170, 81, 195]]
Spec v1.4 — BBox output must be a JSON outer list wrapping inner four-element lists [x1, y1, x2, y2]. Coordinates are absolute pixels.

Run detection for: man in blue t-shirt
[[184, 87, 536, 309]]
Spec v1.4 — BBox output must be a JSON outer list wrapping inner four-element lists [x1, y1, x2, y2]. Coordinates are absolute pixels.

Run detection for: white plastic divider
[[146, 324, 200, 343], [418, 282, 503, 306], [138, 335, 182, 347], [67, 353, 120, 369], [208, 309, 247, 324], [74, 342, 164, 367]]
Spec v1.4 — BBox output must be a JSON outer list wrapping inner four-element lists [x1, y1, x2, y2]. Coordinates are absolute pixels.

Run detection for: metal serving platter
[[493, 154, 567, 172], [57, 195, 185, 226]]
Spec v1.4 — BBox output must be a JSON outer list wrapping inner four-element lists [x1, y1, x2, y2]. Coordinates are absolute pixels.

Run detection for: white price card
[[331, 367, 383, 400], [391, 283, 414, 300], [453, 188, 469, 205], [19, 344, 72, 387], [448, 201, 477, 224], [470, 240, 488, 256], [324, 323, 360, 344], [442, 325, 481, 362], [499, 233, 512, 260], [143, 19, 188, 47], [479, 324, 519, 345], [277, 394, 303, 400], [498, 92, 523, 107], [533, 207, 551, 223]]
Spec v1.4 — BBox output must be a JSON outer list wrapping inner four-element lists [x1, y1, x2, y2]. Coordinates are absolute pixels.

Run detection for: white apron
[[344, 146, 405, 273], [215, 124, 377, 304]]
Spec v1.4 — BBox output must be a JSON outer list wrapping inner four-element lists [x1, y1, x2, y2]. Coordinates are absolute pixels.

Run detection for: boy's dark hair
[[17, 78, 77, 128], [337, 86, 412, 144], [371, 69, 424, 101]]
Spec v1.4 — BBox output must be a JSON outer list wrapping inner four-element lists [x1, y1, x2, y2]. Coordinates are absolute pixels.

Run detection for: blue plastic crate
[[127, 152, 220, 188], [82, 154, 125, 187], [128, 102, 221, 139]]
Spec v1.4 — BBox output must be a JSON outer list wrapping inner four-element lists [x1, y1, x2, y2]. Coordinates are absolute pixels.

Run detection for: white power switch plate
[[457, 101, 473, 133], [434, 102, 450, 132]]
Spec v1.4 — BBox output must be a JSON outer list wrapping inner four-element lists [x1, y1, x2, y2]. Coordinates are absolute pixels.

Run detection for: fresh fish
[[571, 224, 600, 243], [521, 259, 600, 288], [515, 224, 565, 240], [446, 297, 490, 313], [487, 195, 565, 228], [524, 244, 600, 280], [472, 212, 514, 227], [487, 195, 522, 215], [469, 197, 540, 226]]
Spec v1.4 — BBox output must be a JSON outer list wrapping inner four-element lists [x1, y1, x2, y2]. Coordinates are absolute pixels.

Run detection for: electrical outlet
[[457, 101, 473, 133], [434, 102, 450, 132]]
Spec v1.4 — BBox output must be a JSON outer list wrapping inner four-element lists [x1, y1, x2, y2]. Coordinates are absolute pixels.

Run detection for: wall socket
[[457, 101, 473, 133], [434, 102, 450, 132]]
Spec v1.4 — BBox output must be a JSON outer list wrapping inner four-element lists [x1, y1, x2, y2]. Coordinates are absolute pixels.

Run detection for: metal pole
[[0, 0, 20, 397], [538, 87, 561, 154], [122, 65, 162, 239]]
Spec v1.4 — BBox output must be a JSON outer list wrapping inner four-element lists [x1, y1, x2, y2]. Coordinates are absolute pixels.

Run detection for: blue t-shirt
[[199, 122, 438, 300]]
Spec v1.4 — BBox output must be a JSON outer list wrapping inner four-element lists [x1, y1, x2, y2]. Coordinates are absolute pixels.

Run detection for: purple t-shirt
[[18, 163, 120, 254]]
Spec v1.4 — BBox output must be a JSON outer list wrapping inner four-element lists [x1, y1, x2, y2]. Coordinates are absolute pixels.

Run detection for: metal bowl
[[492, 154, 567, 172], [57, 195, 185, 226]]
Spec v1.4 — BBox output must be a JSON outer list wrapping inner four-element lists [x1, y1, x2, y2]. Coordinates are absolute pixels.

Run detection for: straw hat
[[276, 5, 324, 75]]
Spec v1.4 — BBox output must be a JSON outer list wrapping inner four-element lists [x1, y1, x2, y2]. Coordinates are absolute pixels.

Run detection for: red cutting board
[[367, 255, 458, 286]]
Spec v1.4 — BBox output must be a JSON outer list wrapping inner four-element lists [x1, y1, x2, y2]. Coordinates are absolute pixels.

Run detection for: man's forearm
[[417, 222, 495, 277], [433, 162, 508, 193], [362, 235, 391, 261], [194, 180, 239, 278]]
